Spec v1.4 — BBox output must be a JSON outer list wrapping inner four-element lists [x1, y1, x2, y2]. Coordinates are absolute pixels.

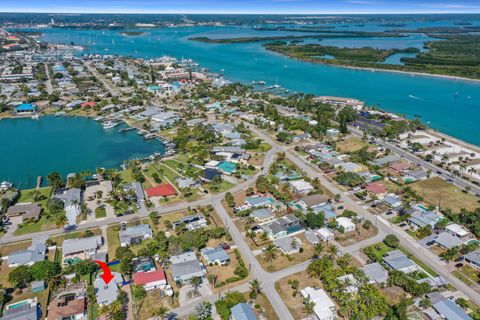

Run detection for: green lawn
[[18, 187, 52, 202], [453, 265, 479, 286], [95, 206, 107, 219], [363, 242, 393, 261], [205, 180, 235, 193], [119, 168, 136, 183], [106, 225, 120, 261], [14, 216, 57, 235]]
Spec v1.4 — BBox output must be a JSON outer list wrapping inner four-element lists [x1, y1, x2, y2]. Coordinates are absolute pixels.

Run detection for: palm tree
[[190, 276, 202, 295], [312, 243, 324, 259], [249, 279, 262, 299], [53, 212, 67, 227], [329, 244, 339, 258], [302, 296, 315, 315], [263, 244, 278, 266], [152, 304, 168, 319]]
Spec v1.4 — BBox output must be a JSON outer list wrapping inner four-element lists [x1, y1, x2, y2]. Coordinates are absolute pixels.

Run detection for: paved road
[[44, 63, 54, 94], [349, 126, 480, 196], [250, 125, 480, 306], [84, 61, 120, 97]]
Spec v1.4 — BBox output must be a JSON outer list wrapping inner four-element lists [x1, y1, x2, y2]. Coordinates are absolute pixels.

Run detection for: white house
[[288, 179, 314, 195], [336, 217, 356, 232], [300, 287, 336, 320], [317, 228, 334, 241]]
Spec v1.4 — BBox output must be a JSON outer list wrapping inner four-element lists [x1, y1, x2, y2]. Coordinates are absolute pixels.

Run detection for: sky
[[0, 0, 480, 14]]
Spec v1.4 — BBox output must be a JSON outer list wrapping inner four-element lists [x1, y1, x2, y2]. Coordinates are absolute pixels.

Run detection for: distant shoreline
[[120, 31, 145, 36], [265, 49, 480, 84]]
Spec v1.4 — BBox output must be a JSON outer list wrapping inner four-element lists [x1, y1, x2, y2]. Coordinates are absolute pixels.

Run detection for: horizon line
[[0, 10, 479, 15]]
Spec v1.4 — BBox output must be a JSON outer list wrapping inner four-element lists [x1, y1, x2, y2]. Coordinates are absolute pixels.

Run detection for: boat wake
[[408, 94, 424, 101]]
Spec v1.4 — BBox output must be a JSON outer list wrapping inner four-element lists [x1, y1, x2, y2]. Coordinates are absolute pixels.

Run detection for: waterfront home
[[407, 210, 442, 229], [230, 303, 257, 320], [464, 249, 480, 269], [151, 111, 180, 128], [260, 214, 303, 239], [336, 217, 356, 232], [133, 107, 163, 120], [133, 269, 167, 291], [62, 236, 103, 262], [288, 179, 314, 195], [383, 250, 417, 274], [123, 182, 145, 202], [201, 247, 230, 265], [53, 188, 82, 226], [365, 181, 387, 197], [274, 236, 302, 254], [249, 208, 275, 223], [317, 228, 335, 241], [145, 183, 177, 197], [119, 224, 153, 247], [48, 282, 86, 320], [170, 252, 205, 283], [6, 203, 41, 222], [2, 298, 39, 320], [94, 272, 123, 306], [362, 263, 388, 285], [172, 214, 207, 231], [14, 103, 36, 114], [300, 287, 336, 320], [7, 241, 46, 267], [433, 232, 463, 249]]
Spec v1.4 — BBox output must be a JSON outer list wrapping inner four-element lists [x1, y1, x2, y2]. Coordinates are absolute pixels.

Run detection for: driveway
[[178, 280, 213, 307]]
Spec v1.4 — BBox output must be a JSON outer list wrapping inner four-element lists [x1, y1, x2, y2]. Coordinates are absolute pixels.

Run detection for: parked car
[[121, 222, 127, 230], [455, 263, 464, 268]]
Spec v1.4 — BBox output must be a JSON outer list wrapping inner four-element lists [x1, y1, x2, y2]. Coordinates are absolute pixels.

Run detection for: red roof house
[[389, 161, 410, 172], [133, 270, 167, 290], [81, 101, 96, 108], [146, 183, 177, 197], [366, 181, 387, 196]]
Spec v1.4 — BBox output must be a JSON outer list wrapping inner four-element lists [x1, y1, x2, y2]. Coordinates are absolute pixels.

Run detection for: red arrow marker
[[94, 260, 114, 284]]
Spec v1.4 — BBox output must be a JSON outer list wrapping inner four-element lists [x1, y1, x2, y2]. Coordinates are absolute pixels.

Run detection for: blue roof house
[[201, 247, 230, 265], [15, 103, 37, 114], [231, 303, 257, 320]]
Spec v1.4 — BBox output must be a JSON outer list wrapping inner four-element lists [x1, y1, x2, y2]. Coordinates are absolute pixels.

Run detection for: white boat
[[103, 121, 119, 129], [31, 114, 40, 119]]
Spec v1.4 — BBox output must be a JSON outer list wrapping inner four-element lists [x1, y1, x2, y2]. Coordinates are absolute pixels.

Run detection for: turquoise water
[[38, 26, 480, 146], [0, 116, 164, 188]]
